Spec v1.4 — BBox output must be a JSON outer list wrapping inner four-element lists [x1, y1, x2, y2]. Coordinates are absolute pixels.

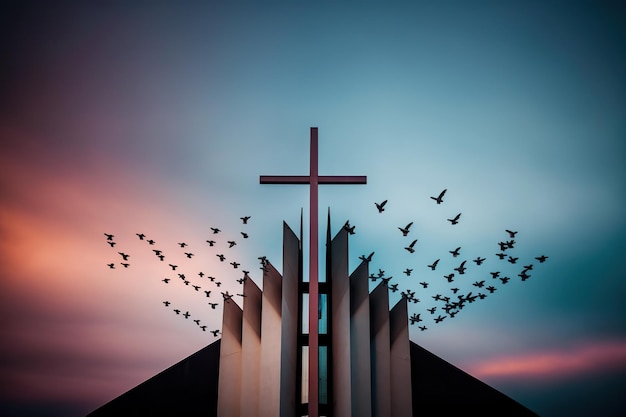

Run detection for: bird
[[183, 281, 190, 286], [210, 227, 220, 234], [118, 252, 130, 260], [241, 216, 251, 224], [403, 268, 413, 276], [104, 233, 114, 240], [162, 278, 170, 284], [193, 319, 201, 325], [120, 263, 130, 268], [241, 232, 249, 239], [375, 200, 387, 213], [427, 259, 440, 270], [178, 273, 186, 280], [178, 242, 187, 248], [404, 239, 418, 253], [198, 272, 205, 277], [146, 239, 156, 245], [343, 221, 355, 235], [389, 283, 399, 292], [231, 261, 240, 269], [169, 264, 178, 270], [473, 280, 485, 288], [430, 189, 447, 204], [209, 303, 218, 309], [210, 329, 221, 337], [419, 281, 429, 288], [486, 285, 497, 293], [449, 247, 461, 257], [163, 301, 170, 306], [447, 213, 461, 225], [535, 255, 548, 263], [451, 287, 459, 294], [221, 291, 233, 301], [173, 309, 181, 315], [183, 311, 190, 319], [184, 252, 194, 258], [192, 285, 201, 291], [359, 252, 374, 263], [157, 255, 165, 261], [490, 271, 500, 279], [444, 273, 455, 283], [495, 252, 507, 259], [216, 254, 226, 262], [153, 249, 162, 255], [206, 240, 216, 246], [107, 241, 116, 247], [409, 313, 422, 324], [199, 325, 207, 331], [434, 315, 447, 323], [454, 260, 467, 275], [523, 264, 534, 271], [473, 257, 486, 265], [107, 263, 115, 269], [204, 290, 211, 297], [499, 276, 510, 284], [505, 229, 518, 238], [136, 233, 145, 240], [398, 222, 413, 236], [237, 277, 247, 284], [508, 256, 518, 264], [228, 241, 236, 248], [419, 326, 428, 331], [518, 271, 531, 281]]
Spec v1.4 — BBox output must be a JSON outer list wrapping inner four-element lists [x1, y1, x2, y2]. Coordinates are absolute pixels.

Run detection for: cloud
[[465, 340, 626, 381]]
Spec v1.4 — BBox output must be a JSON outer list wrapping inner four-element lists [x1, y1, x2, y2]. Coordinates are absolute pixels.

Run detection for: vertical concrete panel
[[349, 261, 372, 417], [217, 300, 243, 417], [330, 228, 351, 417], [369, 283, 391, 417], [240, 279, 262, 417], [259, 262, 283, 417], [389, 298, 413, 417], [280, 222, 300, 417]]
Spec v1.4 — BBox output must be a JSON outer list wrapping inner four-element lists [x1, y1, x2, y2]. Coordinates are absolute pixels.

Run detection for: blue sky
[[1, 1, 625, 416]]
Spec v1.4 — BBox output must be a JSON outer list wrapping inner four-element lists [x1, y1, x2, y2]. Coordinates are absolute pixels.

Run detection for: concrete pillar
[[217, 299, 243, 417], [350, 260, 372, 417], [259, 262, 283, 417], [280, 222, 300, 417], [390, 298, 413, 417], [369, 282, 391, 417], [240, 278, 262, 416], [330, 228, 351, 417]]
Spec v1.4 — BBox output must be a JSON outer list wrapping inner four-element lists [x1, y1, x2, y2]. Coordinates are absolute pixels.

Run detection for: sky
[[1, 1, 625, 416]]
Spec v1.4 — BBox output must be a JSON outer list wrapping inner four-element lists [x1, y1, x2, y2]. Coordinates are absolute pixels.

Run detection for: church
[[88, 217, 539, 417], [88, 128, 539, 416]]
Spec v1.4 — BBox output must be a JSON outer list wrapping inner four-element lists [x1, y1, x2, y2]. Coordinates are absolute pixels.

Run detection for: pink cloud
[[466, 340, 626, 381]]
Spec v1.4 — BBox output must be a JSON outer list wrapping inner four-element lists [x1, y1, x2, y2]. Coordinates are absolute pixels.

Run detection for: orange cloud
[[466, 340, 626, 381]]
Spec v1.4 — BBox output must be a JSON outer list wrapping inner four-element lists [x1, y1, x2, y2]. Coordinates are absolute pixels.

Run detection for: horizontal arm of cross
[[260, 175, 367, 184]]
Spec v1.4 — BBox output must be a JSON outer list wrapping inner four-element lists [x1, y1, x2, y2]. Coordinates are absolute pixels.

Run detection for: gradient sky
[[1, 2, 625, 416]]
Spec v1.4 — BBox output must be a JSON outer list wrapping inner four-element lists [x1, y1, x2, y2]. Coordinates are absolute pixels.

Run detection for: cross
[[260, 127, 366, 417]]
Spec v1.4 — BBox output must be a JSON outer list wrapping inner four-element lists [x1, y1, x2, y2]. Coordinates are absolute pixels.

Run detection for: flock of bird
[[104, 187, 547, 338], [104, 216, 265, 338], [347, 188, 548, 332]]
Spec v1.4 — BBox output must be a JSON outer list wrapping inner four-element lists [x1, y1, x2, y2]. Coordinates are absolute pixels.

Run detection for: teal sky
[[1, 2, 625, 416]]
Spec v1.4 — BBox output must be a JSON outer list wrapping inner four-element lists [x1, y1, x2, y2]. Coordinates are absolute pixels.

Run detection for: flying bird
[[359, 252, 374, 263], [454, 260, 467, 275], [118, 252, 130, 260], [147, 239, 156, 245], [211, 329, 221, 337], [375, 200, 387, 213], [473, 257, 486, 265], [449, 247, 461, 257], [184, 252, 194, 258], [419, 281, 429, 288], [231, 261, 240, 269], [508, 256, 519, 264], [430, 189, 447, 204], [434, 315, 447, 323], [206, 240, 216, 246], [404, 239, 418, 253], [486, 286, 497, 293], [210, 227, 221, 234], [398, 222, 413, 236], [173, 309, 181, 315], [178, 242, 188, 248], [192, 285, 201, 291], [419, 326, 428, 331], [343, 221, 355, 235], [162, 278, 170, 284], [444, 273, 455, 283], [183, 311, 190, 319], [216, 254, 225, 262], [241, 216, 251, 224], [499, 276, 510, 284], [241, 232, 249, 239], [427, 259, 440, 270], [107, 241, 116, 247], [200, 325, 207, 331], [496, 252, 507, 259], [204, 290, 211, 297], [473, 280, 485, 288], [228, 241, 237, 248], [120, 263, 130, 268], [163, 301, 170, 306], [505, 229, 518, 238], [104, 233, 114, 240], [409, 313, 422, 324], [107, 263, 115, 269], [535, 255, 548, 263], [136, 233, 145, 240], [153, 249, 162, 255], [193, 319, 201, 325], [490, 271, 500, 279], [447, 213, 461, 225], [169, 264, 178, 270], [209, 303, 218, 309], [403, 268, 413, 276]]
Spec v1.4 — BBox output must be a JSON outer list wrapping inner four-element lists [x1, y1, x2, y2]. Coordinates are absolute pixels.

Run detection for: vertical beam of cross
[[260, 127, 366, 417]]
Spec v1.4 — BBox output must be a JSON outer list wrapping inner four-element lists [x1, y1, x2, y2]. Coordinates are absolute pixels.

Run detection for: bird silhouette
[[241, 232, 249, 239], [499, 276, 510, 284], [157, 255, 165, 261], [486, 285, 497, 293], [183, 311, 190, 319], [118, 252, 130, 261], [178, 242, 187, 248], [449, 247, 461, 257], [419, 325, 428, 331], [216, 254, 225, 262], [404, 239, 418, 253], [419, 281, 429, 288], [241, 216, 251, 224], [375, 200, 388, 213], [430, 189, 447, 204], [343, 221, 355, 235], [198, 272, 205, 277], [359, 252, 375, 263], [398, 222, 413, 236], [505, 229, 518, 238], [228, 241, 236, 248], [473, 257, 486, 265], [107, 263, 115, 269], [200, 325, 207, 331], [147, 239, 156, 245], [444, 273, 455, 283], [209, 303, 218, 309], [409, 313, 422, 324], [231, 261, 240, 269], [192, 285, 201, 291], [185, 252, 194, 258], [403, 268, 413, 276], [447, 213, 461, 225], [206, 240, 216, 246], [153, 249, 162, 256], [210, 227, 221, 234], [535, 255, 548, 263], [162, 278, 170, 284], [427, 259, 440, 270], [193, 319, 201, 325], [169, 264, 178, 270], [508, 256, 519, 264], [490, 271, 500, 279], [454, 260, 467, 274], [434, 315, 447, 323], [496, 252, 507, 259], [104, 233, 114, 240], [174, 309, 181, 315], [211, 329, 221, 337], [163, 301, 170, 306], [204, 290, 211, 297], [136, 233, 145, 240], [120, 263, 130, 268], [518, 271, 531, 281], [473, 280, 485, 288], [107, 241, 116, 247]]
